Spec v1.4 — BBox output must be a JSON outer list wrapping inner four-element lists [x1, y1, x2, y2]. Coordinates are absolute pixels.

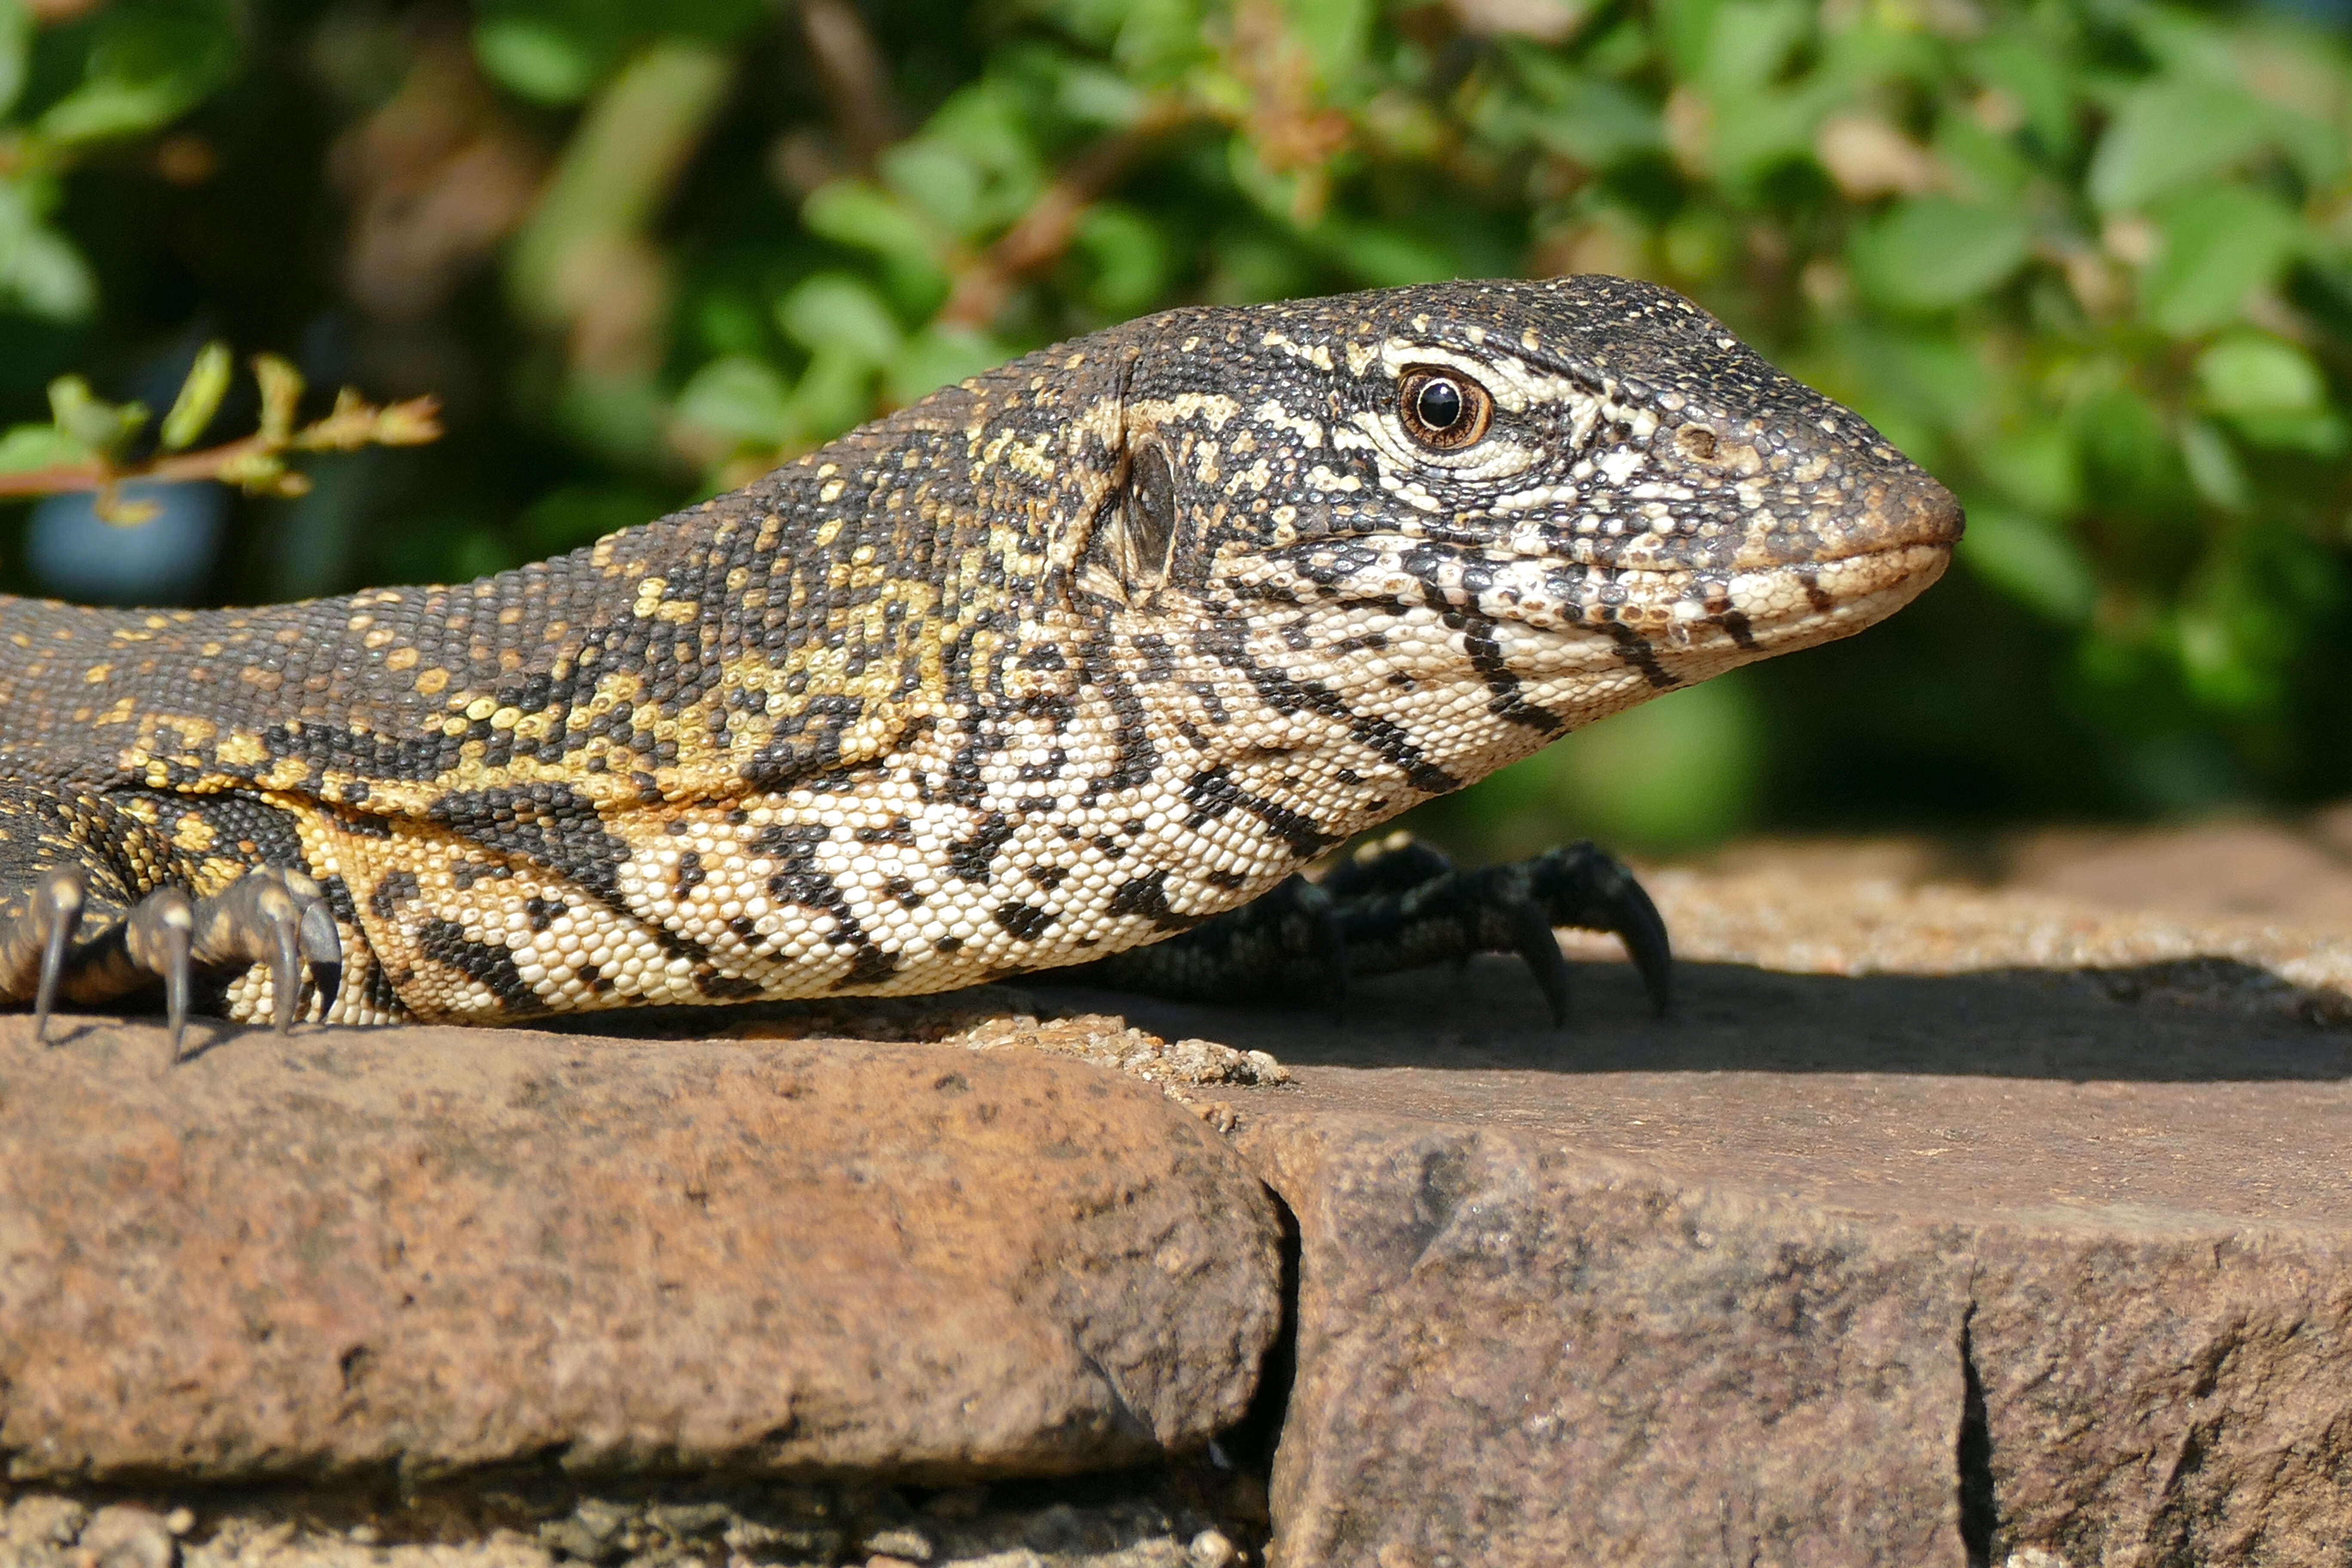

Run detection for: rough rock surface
[[0, 1019, 1282, 1485], [1242, 1113, 1972, 1567], [0, 1464, 1268, 1567], [1052, 847, 2352, 1568]]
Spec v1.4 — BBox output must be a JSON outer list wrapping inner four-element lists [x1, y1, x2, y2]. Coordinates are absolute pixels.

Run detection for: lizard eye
[[1398, 368, 1492, 450]]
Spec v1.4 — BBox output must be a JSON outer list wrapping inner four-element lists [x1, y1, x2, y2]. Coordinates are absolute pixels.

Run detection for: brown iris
[[1397, 366, 1494, 450]]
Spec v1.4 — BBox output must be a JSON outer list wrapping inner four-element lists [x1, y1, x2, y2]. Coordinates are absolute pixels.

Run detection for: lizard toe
[[123, 886, 196, 1063], [0, 864, 94, 1044], [190, 869, 343, 1036]]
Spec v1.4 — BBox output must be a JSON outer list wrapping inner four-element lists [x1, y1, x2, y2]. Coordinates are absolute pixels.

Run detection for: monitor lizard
[[0, 276, 1960, 1055]]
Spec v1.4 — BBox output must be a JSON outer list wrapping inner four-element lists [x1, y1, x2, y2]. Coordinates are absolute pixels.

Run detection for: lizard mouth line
[[1280, 535, 1954, 643]]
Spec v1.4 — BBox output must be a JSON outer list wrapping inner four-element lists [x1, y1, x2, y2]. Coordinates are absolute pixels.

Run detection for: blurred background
[[0, 0, 2347, 862]]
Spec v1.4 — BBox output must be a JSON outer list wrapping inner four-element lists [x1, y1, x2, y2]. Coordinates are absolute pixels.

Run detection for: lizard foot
[[0, 865, 341, 1061], [1072, 833, 1670, 1025]]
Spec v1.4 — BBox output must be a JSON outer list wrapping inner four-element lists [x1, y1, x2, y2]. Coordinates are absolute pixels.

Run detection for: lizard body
[[0, 277, 1957, 1033]]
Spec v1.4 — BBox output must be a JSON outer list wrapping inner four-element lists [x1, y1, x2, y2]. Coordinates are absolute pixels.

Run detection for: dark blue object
[[27, 481, 227, 605]]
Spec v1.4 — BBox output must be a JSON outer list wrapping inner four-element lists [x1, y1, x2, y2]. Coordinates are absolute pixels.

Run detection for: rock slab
[[1078, 882, 2352, 1568], [1231, 1097, 2352, 1568], [0, 1017, 1283, 1483], [1239, 1111, 1970, 1568]]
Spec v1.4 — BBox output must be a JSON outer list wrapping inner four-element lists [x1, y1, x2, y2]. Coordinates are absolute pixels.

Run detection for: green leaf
[[0, 423, 89, 472], [885, 325, 1006, 408], [2141, 185, 2301, 336], [1651, 0, 1721, 80], [880, 142, 989, 235], [790, 344, 876, 440], [1972, 425, 2080, 516], [2178, 420, 2249, 511], [2265, 104, 2345, 195], [520, 482, 677, 555], [39, 77, 193, 143], [473, 17, 601, 105], [1932, 115, 2031, 205], [1553, 675, 1761, 850], [2226, 410, 2347, 454], [160, 341, 232, 450], [38, 0, 237, 146], [1073, 203, 1171, 316], [0, 0, 31, 121], [2077, 386, 2188, 516], [1054, 61, 1149, 128], [2088, 79, 2268, 211], [1707, 82, 1831, 186], [1317, 219, 1455, 288], [1966, 34, 2077, 157], [1663, 208, 1735, 282], [0, 197, 96, 321], [1698, 0, 1807, 91], [1850, 199, 2031, 312], [671, 355, 793, 449], [46, 375, 145, 453], [884, 86, 1041, 236], [1289, 0, 1372, 84], [1505, 59, 1660, 166], [802, 182, 944, 282], [2195, 334, 2323, 415], [774, 273, 903, 365], [1958, 506, 2097, 623]]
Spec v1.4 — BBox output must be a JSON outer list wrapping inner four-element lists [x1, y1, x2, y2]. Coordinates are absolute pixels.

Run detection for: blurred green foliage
[[0, 0, 2348, 853]]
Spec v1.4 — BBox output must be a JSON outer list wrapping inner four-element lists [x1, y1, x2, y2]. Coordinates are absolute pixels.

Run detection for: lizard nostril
[[1674, 426, 1718, 461]]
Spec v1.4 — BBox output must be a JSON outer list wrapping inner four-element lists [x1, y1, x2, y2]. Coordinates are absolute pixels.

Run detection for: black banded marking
[[1181, 764, 1334, 856], [415, 917, 547, 1018], [1106, 867, 1202, 932], [1606, 624, 1680, 690], [432, 781, 729, 975], [1461, 616, 1565, 732], [1197, 619, 1455, 793]]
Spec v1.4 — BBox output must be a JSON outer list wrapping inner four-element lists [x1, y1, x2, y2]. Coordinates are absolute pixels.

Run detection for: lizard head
[[1070, 275, 1960, 772]]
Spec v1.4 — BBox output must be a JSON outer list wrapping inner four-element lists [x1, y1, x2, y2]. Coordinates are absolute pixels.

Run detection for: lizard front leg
[[0, 785, 344, 1057], [1069, 833, 1671, 1025]]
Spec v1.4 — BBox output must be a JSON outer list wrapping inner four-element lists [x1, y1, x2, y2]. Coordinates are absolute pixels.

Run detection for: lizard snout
[[1872, 468, 1965, 553]]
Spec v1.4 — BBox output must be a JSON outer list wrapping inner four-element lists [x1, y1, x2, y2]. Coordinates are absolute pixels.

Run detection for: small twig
[[935, 98, 1196, 330], [0, 395, 441, 500], [794, 0, 902, 169]]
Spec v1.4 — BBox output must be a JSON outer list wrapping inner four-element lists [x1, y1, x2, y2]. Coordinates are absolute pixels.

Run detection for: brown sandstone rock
[[0, 1017, 1282, 1484], [1060, 862, 2352, 1568], [1240, 1112, 1971, 1568], [1218, 1098, 2352, 1568]]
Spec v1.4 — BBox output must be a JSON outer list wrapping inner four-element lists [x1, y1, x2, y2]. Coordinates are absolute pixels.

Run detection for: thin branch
[[795, 0, 903, 170], [935, 98, 1196, 331], [0, 393, 441, 505]]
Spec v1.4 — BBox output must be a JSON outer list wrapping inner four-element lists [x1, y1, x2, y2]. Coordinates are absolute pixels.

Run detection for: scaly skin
[[0, 276, 1958, 1032]]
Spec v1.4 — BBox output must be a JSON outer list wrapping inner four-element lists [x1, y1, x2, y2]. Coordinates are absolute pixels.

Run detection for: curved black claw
[[29, 865, 86, 1044], [1505, 893, 1576, 1027], [1529, 844, 1671, 1018], [189, 868, 344, 1035], [299, 893, 343, 1022], [124, 886, 194, 1062]]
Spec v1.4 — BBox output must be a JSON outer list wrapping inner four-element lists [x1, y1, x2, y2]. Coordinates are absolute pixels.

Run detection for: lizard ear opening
[[1075, 437, 1182, 606], [1124, 443, 1177, 581]]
